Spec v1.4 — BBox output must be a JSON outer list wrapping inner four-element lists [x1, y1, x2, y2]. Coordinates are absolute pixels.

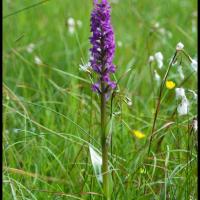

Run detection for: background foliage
[[3, 0, 197, 199]]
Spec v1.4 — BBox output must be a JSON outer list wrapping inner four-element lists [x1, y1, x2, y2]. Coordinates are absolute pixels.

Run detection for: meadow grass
[[3, 0, 197, 199]]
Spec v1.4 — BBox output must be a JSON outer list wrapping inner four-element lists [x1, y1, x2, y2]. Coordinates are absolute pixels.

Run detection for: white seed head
[[34, 56, 42, 65], [67, 17, 75, 26], [154, 52, 163, 60], [175, 88, 186, 99], [191, 59, 197, 72], [148, 55, 154, 63], [26, 43, 35, 53], [127, 101, 132, 106], [176, 42, 184, 51], [125, 97, 132, 106], [177, 96, 189, 116], [154, 52, 163, 68], [193, 119, 197, 132]]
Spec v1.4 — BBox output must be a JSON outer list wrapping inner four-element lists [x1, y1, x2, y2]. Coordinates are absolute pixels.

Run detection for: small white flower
[[154, 52, 163, 69], [77, 20, 82, 28], [26, 43, 35, 53], [127, 101, 132, 106], [117, 41, 123, 47], [154, 52, 163, 61], [177, 65, 184, 80], [148, 55, 154, 63], [68, 17, 75, 34], [67, 17, 75, 26], [175, 88, 185, 99], [191, 59, 197, 72], [125, 97, 132, 106], [34, 56, 42, 65], [79, 62, 91, 72], [176, 42, 184, 51], [175, 88, 191, 116], [177, 96, 189, 116], [154, 70, 160, 82]]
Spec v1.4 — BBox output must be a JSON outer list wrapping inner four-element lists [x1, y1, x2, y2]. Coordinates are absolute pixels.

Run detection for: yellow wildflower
[[166, 80, 175, 89], [132, 130, 145, 139]]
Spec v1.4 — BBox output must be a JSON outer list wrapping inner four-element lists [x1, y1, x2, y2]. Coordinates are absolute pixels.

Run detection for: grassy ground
[[3, 0, 197, 199]]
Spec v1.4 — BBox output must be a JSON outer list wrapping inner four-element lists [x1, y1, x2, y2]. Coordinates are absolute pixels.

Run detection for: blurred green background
[[3, 0, 197, 199]]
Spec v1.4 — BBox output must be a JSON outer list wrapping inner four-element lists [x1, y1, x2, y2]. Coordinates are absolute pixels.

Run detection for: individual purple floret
[[90, 0, 116, 94]]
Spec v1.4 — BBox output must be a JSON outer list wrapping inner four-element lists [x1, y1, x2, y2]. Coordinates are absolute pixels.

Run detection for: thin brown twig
[[3, 166, 66, 183], [30, 188, 103, 197]]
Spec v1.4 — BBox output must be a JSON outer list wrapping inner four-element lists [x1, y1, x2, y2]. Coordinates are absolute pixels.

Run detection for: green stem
[[101, 80, 110, 199]]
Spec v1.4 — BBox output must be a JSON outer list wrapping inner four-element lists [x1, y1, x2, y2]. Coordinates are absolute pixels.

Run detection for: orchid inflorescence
[[90, 0, 116, 95]]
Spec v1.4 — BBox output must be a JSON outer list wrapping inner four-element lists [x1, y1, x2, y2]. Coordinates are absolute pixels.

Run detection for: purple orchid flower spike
[[90, 0, 116, 96]]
